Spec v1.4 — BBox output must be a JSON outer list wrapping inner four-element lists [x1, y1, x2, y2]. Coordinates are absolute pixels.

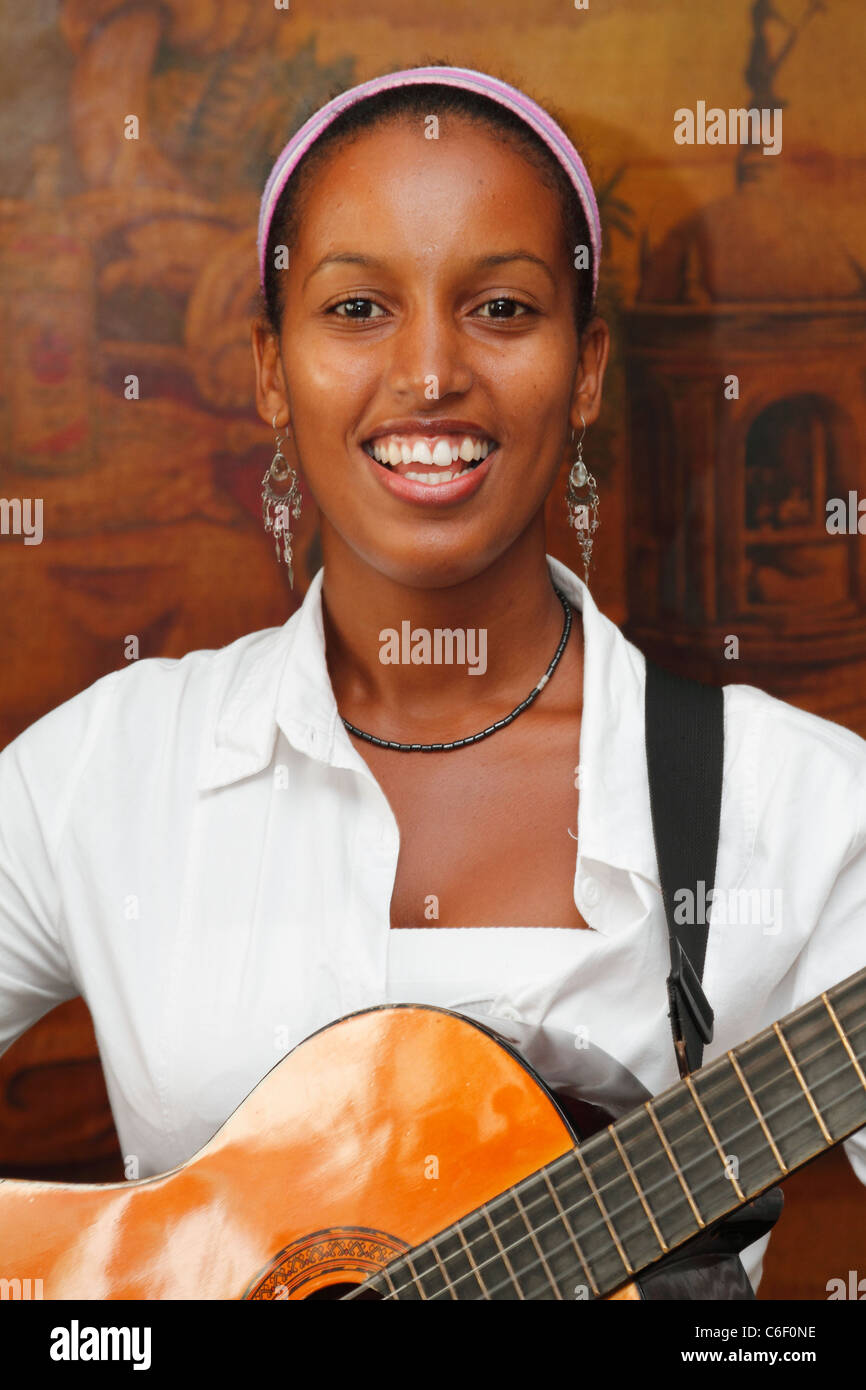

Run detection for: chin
[[344, 531, 505, 592]]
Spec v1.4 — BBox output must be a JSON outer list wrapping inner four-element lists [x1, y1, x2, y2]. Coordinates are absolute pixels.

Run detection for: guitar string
[[350, 1017, 864, 1300], [369, 1014, 866, 1300], [342, 1010, 865, 1300], [419, 1023, 866, 1302], [343, 1021, 865, 1301], [422, 1052, 866, 1303], [413, 1021, 866, 1301], [413, 1067, 866, 1303]]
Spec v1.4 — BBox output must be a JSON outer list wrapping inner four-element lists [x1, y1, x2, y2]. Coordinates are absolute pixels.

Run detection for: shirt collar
[[196, 555, 661, 891], [546, 556, 661, 893]]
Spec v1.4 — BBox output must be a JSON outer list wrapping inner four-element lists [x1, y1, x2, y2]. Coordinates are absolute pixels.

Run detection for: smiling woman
[[0, 61, 865, 1305]]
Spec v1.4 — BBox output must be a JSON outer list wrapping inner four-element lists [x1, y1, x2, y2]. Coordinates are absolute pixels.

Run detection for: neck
[[320, 517, 580, 743]]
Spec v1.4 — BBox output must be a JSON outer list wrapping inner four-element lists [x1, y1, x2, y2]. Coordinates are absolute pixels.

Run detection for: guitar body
[[0, 1005, 776, 1299]]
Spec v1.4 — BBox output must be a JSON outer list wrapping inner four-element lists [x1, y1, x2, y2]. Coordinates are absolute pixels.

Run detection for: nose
[[384, 300, 474, 404]]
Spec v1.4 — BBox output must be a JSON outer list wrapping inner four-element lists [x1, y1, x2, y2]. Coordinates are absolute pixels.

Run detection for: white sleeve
[[0, 673, 121, 1055]]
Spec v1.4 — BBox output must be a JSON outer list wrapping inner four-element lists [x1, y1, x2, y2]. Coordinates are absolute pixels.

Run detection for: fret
[[511, 1185, 563, 1300], [429, 1238, 458, 1300], [479, 1188, 568, 1300], [691, 1052, 786, 1194], [644, 1102, 704, 1227], [644, 1100, 706, 1227], [382, 1254, 423, 1300], [573, 1143, 634, 1276], [822, 991, 866, 1093], [417, 1219, 489, 1299], [453, 1214, 497, 1299], [574, 1127, 666, 1272], [402, 1243, 449, 1300], [609, 1125, 669, 1253], [402, 1251, 430, 1299], [827, 973, 866, 1073], [514, 1168, 598, 1298], [774, 1002, 861, 1143], [378, 1263, 399, 1298], [726, 1050, 788, 1175], [540, 1166, 600, 1297], [648, 1087, 738, 1227], [684, 1073, 746, 1202], [773, 1021, 832, 1143], [478, 1202, 525, 1300], [736, 1028, 826, 1170], [614, 1105, 704, 1247], [544, 1150, 637, 1292]]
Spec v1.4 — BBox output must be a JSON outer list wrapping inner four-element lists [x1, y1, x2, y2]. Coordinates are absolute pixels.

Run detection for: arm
[[0, 673, 121, 1057]]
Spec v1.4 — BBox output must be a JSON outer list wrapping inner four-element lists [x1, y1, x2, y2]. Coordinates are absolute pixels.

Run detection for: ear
[[251, 321, 290, 429], [570, 315, 610, 432]]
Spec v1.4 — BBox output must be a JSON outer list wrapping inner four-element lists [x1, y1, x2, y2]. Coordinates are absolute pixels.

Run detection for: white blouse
[[386, 926, 589, 1011], [1, 553, 864, 1294]]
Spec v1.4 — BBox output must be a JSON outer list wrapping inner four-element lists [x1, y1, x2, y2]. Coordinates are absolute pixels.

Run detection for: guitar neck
[[376, 966, 866, 1299]]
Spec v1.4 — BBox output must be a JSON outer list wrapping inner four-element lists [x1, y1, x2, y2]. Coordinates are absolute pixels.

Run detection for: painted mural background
[[1, 0, 865, 1298]]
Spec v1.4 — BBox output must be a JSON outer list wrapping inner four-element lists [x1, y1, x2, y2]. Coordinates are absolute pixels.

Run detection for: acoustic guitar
[[0, 966, 863, 1300]]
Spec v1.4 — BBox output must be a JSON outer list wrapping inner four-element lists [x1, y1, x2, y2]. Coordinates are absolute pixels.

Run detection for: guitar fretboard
[[361, 967, 866, 1300]]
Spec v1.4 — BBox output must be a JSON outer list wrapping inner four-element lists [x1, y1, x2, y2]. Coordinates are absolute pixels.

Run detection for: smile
[[362, 432, 498, 487]]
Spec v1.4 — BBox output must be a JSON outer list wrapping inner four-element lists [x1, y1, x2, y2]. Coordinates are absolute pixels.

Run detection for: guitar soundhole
[[243, 1226, 407, 1300]]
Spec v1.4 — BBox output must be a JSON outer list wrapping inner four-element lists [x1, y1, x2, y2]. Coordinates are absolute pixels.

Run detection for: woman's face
[[253, 116, 609, 590]]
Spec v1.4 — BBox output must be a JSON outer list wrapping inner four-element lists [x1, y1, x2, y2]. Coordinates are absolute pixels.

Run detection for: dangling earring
[[261, 413, 302, 588], [565, 413, 599, 588]]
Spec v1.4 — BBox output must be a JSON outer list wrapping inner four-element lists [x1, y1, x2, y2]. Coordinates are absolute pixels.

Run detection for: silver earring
[[261, 413, 302, 588], [565, 413, 599, 588]]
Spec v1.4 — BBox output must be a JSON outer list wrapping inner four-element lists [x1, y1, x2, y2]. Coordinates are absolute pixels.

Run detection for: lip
[[362, 443, 494, 506], [362, 417, 497, 445]]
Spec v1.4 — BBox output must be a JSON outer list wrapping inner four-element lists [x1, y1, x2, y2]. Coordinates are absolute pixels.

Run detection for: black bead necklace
[[340, 587, 573, 752]]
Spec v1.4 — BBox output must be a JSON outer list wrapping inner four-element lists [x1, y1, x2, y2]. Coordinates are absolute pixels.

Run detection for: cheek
[[285, 340, 365, 399], [478, 320, 575, 409]]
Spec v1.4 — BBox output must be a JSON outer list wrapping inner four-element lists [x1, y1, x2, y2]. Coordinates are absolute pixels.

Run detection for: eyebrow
[[303, 250, 556, 290]]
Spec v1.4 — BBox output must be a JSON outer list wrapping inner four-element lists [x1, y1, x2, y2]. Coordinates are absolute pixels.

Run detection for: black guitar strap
[[644, 658, 723, 1078], [639, 660, 784, 1301]]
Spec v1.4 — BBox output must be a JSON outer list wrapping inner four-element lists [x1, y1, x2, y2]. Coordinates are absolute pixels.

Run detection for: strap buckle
[[667, 937, 714, 1077]]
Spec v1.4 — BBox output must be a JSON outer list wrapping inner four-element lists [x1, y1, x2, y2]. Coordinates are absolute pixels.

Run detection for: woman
[[0, 63, 864, 1297]]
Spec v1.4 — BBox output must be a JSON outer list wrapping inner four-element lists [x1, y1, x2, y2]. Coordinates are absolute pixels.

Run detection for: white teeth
[[367, 434, 495, 471], [404, 469, 474, 484]]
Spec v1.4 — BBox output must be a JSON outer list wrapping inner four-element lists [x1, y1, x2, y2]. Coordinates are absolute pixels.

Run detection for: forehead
[[291, 116, 567, 264]]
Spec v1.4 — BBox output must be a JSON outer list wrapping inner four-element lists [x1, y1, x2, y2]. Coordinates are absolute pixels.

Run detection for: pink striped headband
[[257, 64, 601, 299]]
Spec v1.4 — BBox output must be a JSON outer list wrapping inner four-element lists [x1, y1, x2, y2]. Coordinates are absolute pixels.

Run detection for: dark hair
[[262, 72, 596, 339]]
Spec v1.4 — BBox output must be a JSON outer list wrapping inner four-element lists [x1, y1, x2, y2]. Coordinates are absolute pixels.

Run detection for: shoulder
[[723, 678, 866, 775], [722, 679, 866, 858], [723, 678, 866, 761], [0, 624, 289, 800]]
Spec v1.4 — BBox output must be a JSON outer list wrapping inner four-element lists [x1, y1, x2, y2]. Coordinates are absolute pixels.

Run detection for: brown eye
[[476, 297, 532, 319], [330, 298, 387, 319]]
